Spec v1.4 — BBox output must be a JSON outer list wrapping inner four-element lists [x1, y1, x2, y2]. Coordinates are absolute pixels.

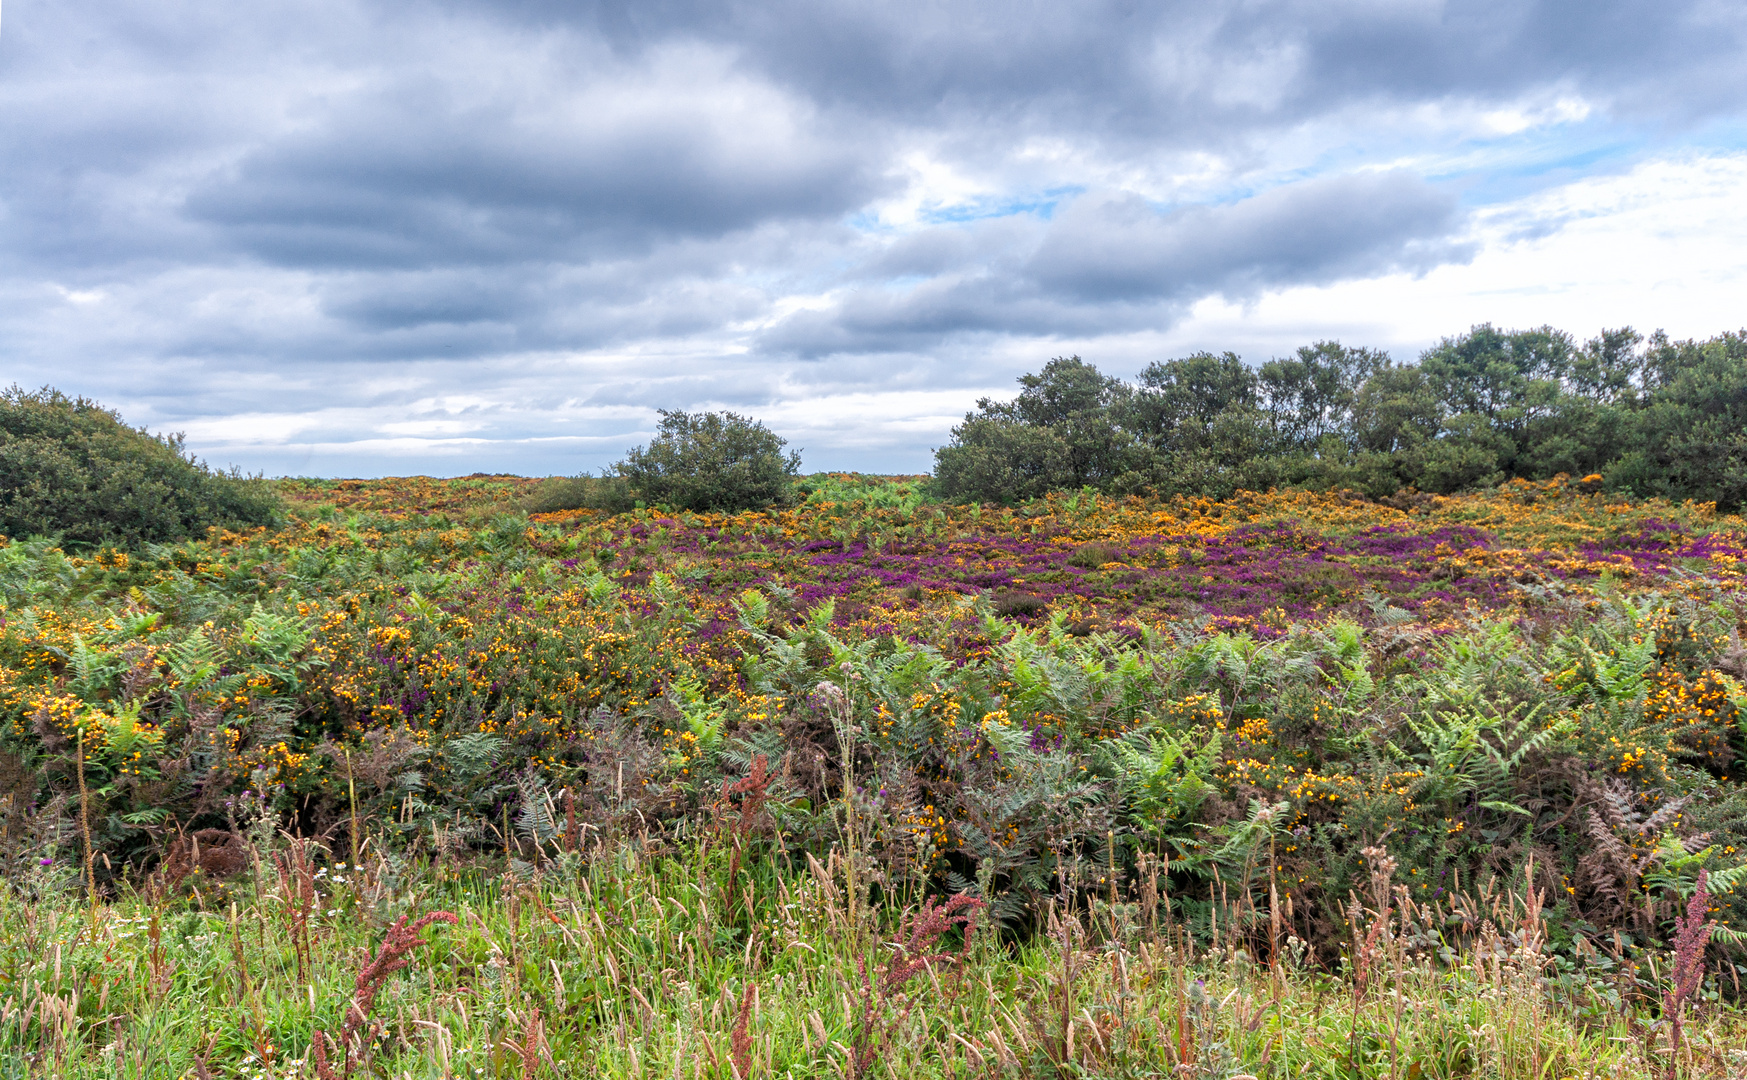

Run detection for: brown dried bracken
[[849, 893, 984, 1078], [311, 911, 458, 1079], [721, 753, 774, 835], [1662, 870, 1713, 1080], [161, 828, 249, 887]]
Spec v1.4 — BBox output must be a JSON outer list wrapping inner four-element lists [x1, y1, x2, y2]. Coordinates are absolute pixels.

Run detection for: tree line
[[932, 324, 1747, 509], [9, 320, 1746, 545]]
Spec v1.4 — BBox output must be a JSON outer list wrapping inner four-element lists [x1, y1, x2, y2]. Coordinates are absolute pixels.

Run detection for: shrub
[[0, 386, 280, 547], [1066, 541, 1123, 569], [991, 590, 1049, 618], [517, 474, 634, 515], [613, 410, 801, 512], [796, 473, 934, 512]]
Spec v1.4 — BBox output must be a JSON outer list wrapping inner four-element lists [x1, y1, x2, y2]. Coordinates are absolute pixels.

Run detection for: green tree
[[928, 325, 1747, 507], [614, 410, 802, 512], [1571, 326, 1647, 403], [933, 357, 1149, 502], [1416, 324, 1574, 481], [1511, 328, 1645, 482], [0, 386, 280, 547], [1613, 330, 1747, 510], [1420, 324, 1575, 430], [993, 355, 1131, 428], [1259, 341, 1390, 451], [1129, 351, 1259, 448], [1125, 352, 1281, 498]]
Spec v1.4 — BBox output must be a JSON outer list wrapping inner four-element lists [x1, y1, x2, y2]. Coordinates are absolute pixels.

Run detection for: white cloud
[[1152, 151, 1747, 362], [53, 285, 107, 305]]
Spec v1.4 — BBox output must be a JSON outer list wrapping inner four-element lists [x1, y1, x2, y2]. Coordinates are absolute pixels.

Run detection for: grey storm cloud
[[451, 0, 1747, 134], [1030, 172, 1469, 302], [183, 51, 883, 270], [2, 0, 1746, 473], [757, 171, 1469, 357]]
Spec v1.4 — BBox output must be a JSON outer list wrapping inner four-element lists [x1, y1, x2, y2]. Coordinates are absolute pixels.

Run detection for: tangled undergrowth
[[2, 474, 1746, 1074]]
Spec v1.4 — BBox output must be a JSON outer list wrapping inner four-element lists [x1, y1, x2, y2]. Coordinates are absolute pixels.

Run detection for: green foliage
[[796, 472, 935, 512], [3, 478, 1746, 974], [0, 386, 281, 546], [516, 474, 634, 514], [1612, 330, 1747, 510], [613, 409, 802, 512], [0, 536, 80, 606], [1259, 341, 1391, 450], [930, 325, 1747, 508], [1103, 727, 1222, 843], [6, 827, 1736, 1079], [933, 357, 1149, 501]]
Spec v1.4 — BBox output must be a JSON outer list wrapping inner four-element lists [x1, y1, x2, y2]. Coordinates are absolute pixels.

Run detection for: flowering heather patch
[[533, 475, 1746, 642]]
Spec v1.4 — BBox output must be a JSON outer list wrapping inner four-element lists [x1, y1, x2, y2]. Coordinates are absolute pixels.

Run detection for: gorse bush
[[614, 409, 801, 512], [934, 325, 1747, 508], [0, 385, 280, 546]]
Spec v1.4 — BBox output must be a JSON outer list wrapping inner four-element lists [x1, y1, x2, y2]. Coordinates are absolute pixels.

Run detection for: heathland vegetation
[[1, 325, 1746, 1077]]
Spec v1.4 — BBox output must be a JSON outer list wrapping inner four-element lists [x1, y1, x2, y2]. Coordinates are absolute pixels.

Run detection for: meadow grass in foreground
[[6, 834, 1746, 1079]]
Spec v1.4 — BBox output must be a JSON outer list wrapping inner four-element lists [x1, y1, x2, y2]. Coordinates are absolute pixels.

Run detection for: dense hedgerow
[[0, 385, 281, 546], [3, 476, 1744, 974], [934, 325, 1747, 508]]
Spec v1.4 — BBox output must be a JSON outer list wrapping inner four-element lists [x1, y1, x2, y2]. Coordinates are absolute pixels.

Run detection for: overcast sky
[[3, 0, 1745, 476]]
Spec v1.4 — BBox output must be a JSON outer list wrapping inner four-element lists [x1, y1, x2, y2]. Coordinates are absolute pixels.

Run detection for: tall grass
[[4, 832, 1744, 1078]]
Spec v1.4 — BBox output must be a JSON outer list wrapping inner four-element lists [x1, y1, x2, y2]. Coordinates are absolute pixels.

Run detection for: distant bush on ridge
[[528, 410, 801, 515], [519, 474, 635, 515]]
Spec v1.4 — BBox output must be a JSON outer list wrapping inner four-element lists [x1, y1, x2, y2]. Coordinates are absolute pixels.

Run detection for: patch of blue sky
[[1657, 115, 1747, 155], [1402, 116, 1640, 194], [916, 187, 1083, 225], [876, 274, 937, 291], [1167, 116, 1651, 216], [1426, 114, 1747, 210], [844, 209, 892, 233], [1446, 138, 1643, 206], [844, 189, 1083, 234], [1170, 167, 1324, 210]]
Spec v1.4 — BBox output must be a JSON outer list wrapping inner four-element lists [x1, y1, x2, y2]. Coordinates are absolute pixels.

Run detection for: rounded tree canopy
[[0, 386, 282, 547], [614, 410, 802, 512]]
